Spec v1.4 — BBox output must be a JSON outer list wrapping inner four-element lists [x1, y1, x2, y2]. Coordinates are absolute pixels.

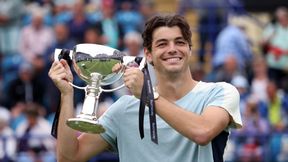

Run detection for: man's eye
[[176, 41, 186, 45], [157, 43, 166, 47]]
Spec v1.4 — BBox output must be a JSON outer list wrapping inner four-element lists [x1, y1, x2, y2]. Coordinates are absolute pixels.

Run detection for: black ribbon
[[51, 49, 71, 139], [138, 62, 158, 144], [51, 100, 60, 138]]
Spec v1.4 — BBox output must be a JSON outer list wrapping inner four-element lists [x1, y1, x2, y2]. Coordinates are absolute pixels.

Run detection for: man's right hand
[[48, 59, 74, 95]]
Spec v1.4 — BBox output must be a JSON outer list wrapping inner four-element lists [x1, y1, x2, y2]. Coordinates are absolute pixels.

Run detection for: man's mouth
[[163, 57, 182, 63]]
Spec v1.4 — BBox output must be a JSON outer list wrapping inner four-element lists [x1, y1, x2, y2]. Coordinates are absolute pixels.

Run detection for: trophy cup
[[54, 43, 146, 134]]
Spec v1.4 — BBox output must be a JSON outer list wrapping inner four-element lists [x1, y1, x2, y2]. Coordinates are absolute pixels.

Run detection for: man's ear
[[144, 48, 153, 65]]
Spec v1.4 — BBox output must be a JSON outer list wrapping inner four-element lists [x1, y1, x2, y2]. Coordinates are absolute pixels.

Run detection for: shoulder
[[198, 81, 240, 109], [196, 81, 238, 95], [205, 82, 238, 94], [215, 82, 239, 92], [207, 82, 242, 128], [213, 82, 240, 102]]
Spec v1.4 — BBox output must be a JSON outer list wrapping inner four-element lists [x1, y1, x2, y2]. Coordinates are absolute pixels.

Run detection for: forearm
[[154, 96, 229, 145], [57, 92, 81, 161], [155, 97, 207, 143]]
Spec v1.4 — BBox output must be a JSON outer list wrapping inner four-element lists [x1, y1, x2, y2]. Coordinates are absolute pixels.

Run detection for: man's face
[[146, 26, 191, 74]]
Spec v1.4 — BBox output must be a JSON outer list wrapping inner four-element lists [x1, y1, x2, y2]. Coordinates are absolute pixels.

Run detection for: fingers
[[48, 61, 74, 94], [123, 67, 140, 85], [60, 59, 71, 71], [49, 61, 65, 75], [123, 67, 144, 98], [49, 60, 72, 82], [112, 63, 124, 73]]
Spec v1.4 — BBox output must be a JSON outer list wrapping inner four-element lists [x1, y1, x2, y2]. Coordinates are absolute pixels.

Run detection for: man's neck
[[156, 72, 198, 101]]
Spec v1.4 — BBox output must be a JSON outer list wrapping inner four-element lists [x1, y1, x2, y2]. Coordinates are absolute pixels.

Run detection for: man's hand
[[48, 59, 74, 95], [123, 67, 144, 98]]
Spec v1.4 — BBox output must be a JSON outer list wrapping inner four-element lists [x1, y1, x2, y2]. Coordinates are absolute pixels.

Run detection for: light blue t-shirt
[[98, 81, 242, 162]]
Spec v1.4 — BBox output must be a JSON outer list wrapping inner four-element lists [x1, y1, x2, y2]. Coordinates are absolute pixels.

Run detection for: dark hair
[[24, 103, 42, 117], [142, 14, 192, 51]]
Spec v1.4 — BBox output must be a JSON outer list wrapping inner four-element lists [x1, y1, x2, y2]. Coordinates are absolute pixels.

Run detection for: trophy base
[[66, 118, 105, 134]]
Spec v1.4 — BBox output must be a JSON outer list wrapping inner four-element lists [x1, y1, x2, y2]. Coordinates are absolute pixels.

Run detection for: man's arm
[[49, 60, 109, 162], [123, 68, 235, 146], [155, 97, 230, 145]]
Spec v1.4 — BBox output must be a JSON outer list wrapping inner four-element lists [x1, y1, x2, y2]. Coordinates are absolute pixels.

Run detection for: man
[[48, 14, 242, 162]]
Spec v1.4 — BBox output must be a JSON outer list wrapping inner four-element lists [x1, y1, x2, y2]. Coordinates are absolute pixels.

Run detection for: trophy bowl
[[54, 44, 145, 134], [72, 44, 125, 86]]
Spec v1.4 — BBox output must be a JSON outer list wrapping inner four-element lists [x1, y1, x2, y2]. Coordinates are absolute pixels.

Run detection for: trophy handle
[[54, 48, 73, 65], [101, 56, 146, 92], [54, 49, 87, 90]]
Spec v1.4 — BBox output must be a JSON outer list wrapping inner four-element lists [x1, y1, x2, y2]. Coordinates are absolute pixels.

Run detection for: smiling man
[[48, 14, 242, 162]]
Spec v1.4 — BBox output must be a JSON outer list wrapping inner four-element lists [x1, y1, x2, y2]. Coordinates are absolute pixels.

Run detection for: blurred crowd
[[0, 0, 287, 161]]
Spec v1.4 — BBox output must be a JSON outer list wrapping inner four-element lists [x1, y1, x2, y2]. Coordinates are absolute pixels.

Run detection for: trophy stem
[[67, 73, 105, 133], [81, 73, 102, 116]]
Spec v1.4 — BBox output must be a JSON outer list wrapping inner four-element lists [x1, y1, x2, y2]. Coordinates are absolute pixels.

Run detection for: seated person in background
[[16, 103, 55, 162], [0, 107, 16, 162]]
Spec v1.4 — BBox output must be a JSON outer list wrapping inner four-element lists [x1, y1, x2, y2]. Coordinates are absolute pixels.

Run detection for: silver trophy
[[54, 43, 146, 134]]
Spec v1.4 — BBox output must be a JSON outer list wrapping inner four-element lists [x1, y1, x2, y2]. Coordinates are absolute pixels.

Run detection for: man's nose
[[167, 42, 177, 54]]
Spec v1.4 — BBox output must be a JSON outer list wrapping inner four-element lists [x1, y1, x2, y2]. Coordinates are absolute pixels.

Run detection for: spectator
[[235, 98, 270, 162], [261, 6, 288, 93], [0, 107, 17, 162], [265, 80, 288, 131], [205, 55, 243, 83], [16, 103, 55, 162], [44, 23, 76, 64], [22, 2, 52, 26], [231, 75, 250, 116], [0, 0, 24, 105], [138, 0, 157, 32], [53, 0, 76, 11], [123, 31, 144, 57], [18, 6, 54, 64], [262, 81, 288, 162], [83, 25, 104, 44], [6, 63, 45, 108], [116, 0, 142, 34], [177, 0, 228, 62], [66, 0, 92, 43], [250, 56, 269, 103], [0, 0, 24, 55], [96, 0, 124, 49], [213, 16, 253, 71]]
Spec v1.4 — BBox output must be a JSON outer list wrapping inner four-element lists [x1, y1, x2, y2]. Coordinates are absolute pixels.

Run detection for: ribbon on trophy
[[51, 100, 60, 138], [136, 58, 158, 144]]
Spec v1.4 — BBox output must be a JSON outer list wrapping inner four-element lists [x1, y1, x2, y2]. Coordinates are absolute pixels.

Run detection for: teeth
[[166, 58, 180, 63]]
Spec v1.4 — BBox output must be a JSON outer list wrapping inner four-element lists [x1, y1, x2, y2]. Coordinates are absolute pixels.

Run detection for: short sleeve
[[207, 82, 243, 129]]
